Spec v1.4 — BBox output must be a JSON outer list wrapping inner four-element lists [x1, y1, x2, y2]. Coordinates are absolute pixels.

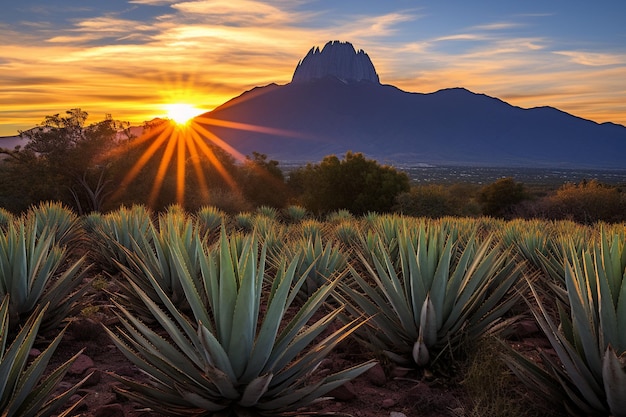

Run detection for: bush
[[394, 184, 480, 218], [288, 152, 410, 215], [542, 179, 625, 224], [478, 178, 529, 218]]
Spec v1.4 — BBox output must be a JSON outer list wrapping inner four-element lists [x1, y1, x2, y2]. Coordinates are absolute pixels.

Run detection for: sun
[[164, 103, 204, 125]]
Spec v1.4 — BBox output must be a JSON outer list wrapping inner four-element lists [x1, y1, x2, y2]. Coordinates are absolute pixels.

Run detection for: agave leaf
[[0, 298, 87, 417], [364, 246, 417, 336], [0, 304, 46, 406], [240, 258, 296, 383], [106, 317, 194, 388], [528, 282, 606, 411], [216, 228, 238, 350], [269, 309, 346, 390], [268, 279, 340, 370], [502, 340, 567, 405], [399, 233, 425, 325], [13, 351, 90, 417], [197, 324, 237, 383], [5, 325, 71, 414], [121, 279, 204, 367], [239, 374, 273, 407], [109, 303, 207, 384], [412, 337, 429, 366], [564, 255, 603, 380], [429, 235, 453, 328], [335, 278, 408, 349], [258, 360, 376, 411], [419, 294, 437, 347], [602, 345, 626, 416], [181, 391, 227, 412], [169, 239, 212, 329], [442, 235, 476, 318], [227, 240, 260, 377], [112, 376, 209, 416]]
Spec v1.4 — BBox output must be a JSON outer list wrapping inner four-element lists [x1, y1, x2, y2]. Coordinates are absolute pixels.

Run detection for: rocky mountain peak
[[291, 41, 380, 84]]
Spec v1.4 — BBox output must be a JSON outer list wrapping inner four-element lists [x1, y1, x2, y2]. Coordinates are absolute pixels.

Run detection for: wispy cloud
[[554, 50, 625, 66], [470, 22, 524, 31], [129, 0, 176, 4]]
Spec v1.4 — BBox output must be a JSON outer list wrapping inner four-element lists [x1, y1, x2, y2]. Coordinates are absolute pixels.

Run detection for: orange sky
[[1, 1, 625, 137]]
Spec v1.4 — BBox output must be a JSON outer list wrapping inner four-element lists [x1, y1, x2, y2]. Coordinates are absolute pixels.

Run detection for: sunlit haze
[[164, 103, 204, 125], [1, 1, 625, 136]]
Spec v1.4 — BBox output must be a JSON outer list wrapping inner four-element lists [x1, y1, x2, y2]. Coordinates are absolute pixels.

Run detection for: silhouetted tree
[[288, 151, 410, 215], [238, 152, 288, 208], [0, 109, 128, 213]]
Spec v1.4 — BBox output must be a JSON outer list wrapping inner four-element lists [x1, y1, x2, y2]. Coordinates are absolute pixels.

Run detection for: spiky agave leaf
[[24, 201, 82, 249], [505, 228, 626, 416], [84, 204, 153, 273], [0, 219, 89, 331], [107, 229, 375, 416], [0, 296, 89, 417]]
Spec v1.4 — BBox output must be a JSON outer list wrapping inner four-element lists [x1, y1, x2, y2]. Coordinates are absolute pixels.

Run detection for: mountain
[[198, 41, 626, 169], [292, 41, 379, 84]]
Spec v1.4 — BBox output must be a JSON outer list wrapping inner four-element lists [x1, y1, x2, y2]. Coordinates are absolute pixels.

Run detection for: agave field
[[0, 202, 625, 417]]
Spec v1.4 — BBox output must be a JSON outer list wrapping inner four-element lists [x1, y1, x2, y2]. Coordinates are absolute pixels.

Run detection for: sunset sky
[[1, 0, 625, 137]]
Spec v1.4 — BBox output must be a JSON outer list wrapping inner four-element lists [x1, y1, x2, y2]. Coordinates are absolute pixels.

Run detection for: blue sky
[[1, 0, 625, 136]]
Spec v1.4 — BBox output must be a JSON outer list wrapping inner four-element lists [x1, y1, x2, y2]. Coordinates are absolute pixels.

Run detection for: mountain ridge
[[200, 76, 626, 169]]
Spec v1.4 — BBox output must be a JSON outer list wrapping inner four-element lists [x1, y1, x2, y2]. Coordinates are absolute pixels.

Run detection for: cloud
[[470, 22, 523, 31], [129, 0, 177, 4], [554, 50, 625, 66], [170, 0, 310, 25]]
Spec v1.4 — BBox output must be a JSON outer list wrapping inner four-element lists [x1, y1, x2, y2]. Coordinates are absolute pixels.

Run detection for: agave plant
[[0, 207, 13, 230], [505, 229, 626, 416], [195, 205, 226, 238], [338, 222, 523, 366], [283, 205, 307, 223], [282, 234, 347, 299], [24, 201, 82, 248], [112, 208, 204, 320], [234, 212, 254, 232], [106, 230, 375, 416], [256, 205, 279, 221], [253, 216, 287, 260], [83, 204, 153, 273], [0, 219, 88, 331], [0, 296, 89, 417], [333, 220, 361, 248], [499, 219, 556, 272], [326, 209, 353, 224], [298, 219, 326, 243]]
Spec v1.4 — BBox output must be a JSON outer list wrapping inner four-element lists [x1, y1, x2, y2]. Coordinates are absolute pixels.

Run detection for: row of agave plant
[[0, 201, 625, 416]]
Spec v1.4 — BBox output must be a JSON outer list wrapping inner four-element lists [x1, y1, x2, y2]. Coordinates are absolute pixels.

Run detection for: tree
[[238, 152, 289, 208], [288, 152, 410, 215], [478, 177, 529, 218], [0, 109, 128, 213]]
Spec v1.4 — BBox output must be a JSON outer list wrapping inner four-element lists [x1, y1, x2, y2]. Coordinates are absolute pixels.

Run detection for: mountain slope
[[198, 77, 626, 168]]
